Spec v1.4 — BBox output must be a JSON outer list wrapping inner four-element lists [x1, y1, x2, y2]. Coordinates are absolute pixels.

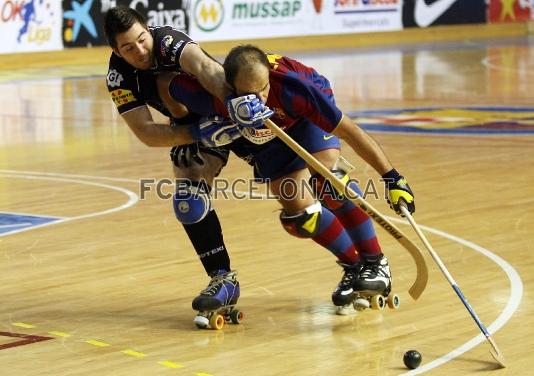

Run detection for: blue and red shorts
[[229, 120, 340, 182]]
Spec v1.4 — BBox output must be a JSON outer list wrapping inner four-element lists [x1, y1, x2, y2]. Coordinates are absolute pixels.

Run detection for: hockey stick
[[263, 119, 428, 300], [399, 206, 506, 367]]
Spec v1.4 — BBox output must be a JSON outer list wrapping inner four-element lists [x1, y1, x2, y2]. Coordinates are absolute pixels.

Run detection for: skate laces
[[201, 271, 236, 296], [337, 263, 358, 288], [360, 263, 379, 279], [201, 275, 224, 296]]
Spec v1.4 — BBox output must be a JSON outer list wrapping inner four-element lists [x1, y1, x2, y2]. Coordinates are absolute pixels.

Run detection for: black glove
[[170, 143, 205, 168], [382, 169, 415, 215]]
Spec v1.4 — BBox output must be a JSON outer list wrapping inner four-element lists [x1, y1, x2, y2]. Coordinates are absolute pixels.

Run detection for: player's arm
[[332, 114, 415, 214], [122, 105, 240, 148], [179, 43, 229, 103], [121, 106, 194, 147], [332, 114, 392, 175]]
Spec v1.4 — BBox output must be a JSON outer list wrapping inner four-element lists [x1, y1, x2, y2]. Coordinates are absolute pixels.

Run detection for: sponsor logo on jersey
[[349, 106, 534, 135], [110, 89, 136, 107], [170, 40, 185, 62], [160, 35, 173, 57], [106, 69, 124, 88], [241, 127, 276, 144]]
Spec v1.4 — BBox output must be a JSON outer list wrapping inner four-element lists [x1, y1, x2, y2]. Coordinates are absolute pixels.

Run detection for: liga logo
[[350, 107, 534, 134], [194, 0, 224, 32]]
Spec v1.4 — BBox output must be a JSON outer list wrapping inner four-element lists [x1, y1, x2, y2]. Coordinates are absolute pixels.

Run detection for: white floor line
[[0, 173, 138, 237], [389, 216, 523, 374], [0, 209, 65, 219], [0, 169, 139, 183], [0, 170, 522, 373], [0, 223, 32, 229]]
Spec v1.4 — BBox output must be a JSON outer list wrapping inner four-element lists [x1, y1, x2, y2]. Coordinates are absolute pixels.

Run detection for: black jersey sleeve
[[152, 26, 195, 69], [106, 54, 146, 114]]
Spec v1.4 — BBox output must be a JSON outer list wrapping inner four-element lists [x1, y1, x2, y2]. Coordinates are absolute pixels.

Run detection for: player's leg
[[158, 71, 240, 312], [170, 144, 240, 312], [268, 168, 361, 307], [295, 67, 393, 297], [310, 150, 391, 297]]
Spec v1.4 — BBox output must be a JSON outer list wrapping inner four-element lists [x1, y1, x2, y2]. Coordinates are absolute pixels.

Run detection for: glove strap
[[382, 168, 400, 183]]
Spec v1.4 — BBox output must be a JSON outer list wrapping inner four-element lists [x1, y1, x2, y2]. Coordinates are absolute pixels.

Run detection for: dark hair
[[104, 6, 147, 49], [223, 45, 270, 87]]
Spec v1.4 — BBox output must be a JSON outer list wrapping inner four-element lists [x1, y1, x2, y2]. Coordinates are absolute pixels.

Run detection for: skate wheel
[[194, 315, 209, 329], [335, 304, 352, 315], [353, 297, 370, 311], [230, 309, 244, 324], [387, 294, 400, 309], [209, 313, 225, 330], [370, 295, 385, 310]]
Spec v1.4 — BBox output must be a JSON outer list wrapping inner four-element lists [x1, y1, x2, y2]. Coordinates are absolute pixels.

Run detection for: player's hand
[[190, 115, 241, 147], [226, 94, 274, 128], [170, 144, 205, 168], [382, 169, 415, 216]]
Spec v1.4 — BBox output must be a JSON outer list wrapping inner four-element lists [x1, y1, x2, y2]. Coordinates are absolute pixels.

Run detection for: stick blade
[[488, 336, 506, 368]]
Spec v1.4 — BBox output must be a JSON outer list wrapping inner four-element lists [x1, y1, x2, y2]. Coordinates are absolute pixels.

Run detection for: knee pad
[[173, 181, 212, 224], [280, 202, 322, 238], [309, 170, 350, 210]]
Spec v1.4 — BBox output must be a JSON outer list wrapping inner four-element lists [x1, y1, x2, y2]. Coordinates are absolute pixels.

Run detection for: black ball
[[403, 350, 422, 369]]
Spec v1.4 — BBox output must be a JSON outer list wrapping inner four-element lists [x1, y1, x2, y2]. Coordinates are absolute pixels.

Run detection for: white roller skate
[[332, 262, 361, 315], [352, 255, 400, 311]]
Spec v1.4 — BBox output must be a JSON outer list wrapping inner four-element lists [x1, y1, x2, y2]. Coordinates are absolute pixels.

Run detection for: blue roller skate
[[192, 270, 243, 329]]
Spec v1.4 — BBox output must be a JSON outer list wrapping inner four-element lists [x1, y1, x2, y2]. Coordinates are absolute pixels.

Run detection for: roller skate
[[352, 255, 400, 311], [192, 270, 243, 330], [332, 262, 362, 315]]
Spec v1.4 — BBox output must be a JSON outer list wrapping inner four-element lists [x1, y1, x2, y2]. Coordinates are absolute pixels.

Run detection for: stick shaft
[[400, 206, 506, 367]]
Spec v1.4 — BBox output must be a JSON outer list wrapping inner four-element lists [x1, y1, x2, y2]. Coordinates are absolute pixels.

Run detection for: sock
[[312, 206, 359, 264], [182, 209, 231, 275], [331, 180, 382, 258]]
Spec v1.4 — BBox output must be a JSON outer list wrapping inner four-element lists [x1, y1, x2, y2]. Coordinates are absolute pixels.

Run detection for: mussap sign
[[189, 0, 400, 41], [0, 0, 63, 54], [190, 0, 312, 41]]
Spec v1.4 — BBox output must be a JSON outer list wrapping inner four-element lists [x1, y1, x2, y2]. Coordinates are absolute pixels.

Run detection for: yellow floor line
[[85, 339, 111, 347], [158, 360, 184, 369], [121, 349, 146, 358], [48, 331, 71, 337], [12, 322, 36, 328], [9, 321, 214, 374]]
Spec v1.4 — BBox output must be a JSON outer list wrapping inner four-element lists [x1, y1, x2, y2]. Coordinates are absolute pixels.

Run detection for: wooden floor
[[1, 28, 533, 375]]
